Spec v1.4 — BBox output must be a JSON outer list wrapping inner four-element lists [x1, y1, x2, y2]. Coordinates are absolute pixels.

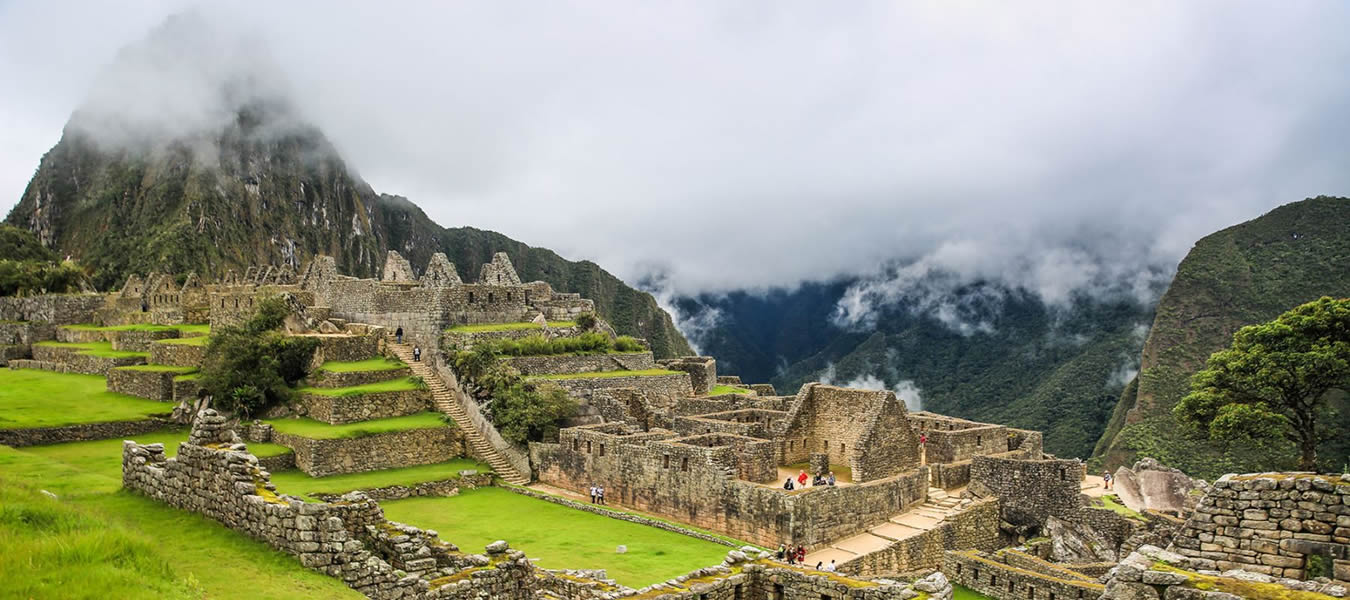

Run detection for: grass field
[[0, 443, 359, 599], [445, 321, 576, 334], [381, 487, 730, 587], [0, 369, 171, 429], [270, 459, 488, 500], [525, 369, 682, 381], [318, 357, 406, 372], [265, 412, 446, 439], [297, 377, 423, 397], [954, 585, 994, 600], [33, 340, 148, 359], [707, 384, 752, 395]]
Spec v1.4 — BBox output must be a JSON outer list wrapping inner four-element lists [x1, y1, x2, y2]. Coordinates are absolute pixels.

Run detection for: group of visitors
[[775, 544, 836, 572], [588, 484, 607, 505], [781, 469, 837, 490]]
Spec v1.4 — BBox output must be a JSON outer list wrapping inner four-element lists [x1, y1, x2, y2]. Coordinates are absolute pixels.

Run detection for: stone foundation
[[0, 417, 173, 447], [275, 426, 465, 477], [149, 341, 206, 368], [307, 366, 412, 388], [29, 344, 146, 375], [108, 367, 186, 401], [502, 351, 655, 376]]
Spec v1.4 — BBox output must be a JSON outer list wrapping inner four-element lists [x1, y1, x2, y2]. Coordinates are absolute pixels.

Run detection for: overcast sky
[[3, 1, 1348, 302]]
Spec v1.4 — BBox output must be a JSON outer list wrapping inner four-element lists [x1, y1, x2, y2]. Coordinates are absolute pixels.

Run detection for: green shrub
[[200, 296, 320, 418], [575, 312, 598, 330], [474, 332, 644, 357], [613, 336, 645, 352], [491, 383, 577, 445]]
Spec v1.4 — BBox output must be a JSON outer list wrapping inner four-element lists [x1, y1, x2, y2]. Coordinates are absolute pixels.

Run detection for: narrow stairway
[[804, 486, 965, 567], [389, 343, 530, 485]]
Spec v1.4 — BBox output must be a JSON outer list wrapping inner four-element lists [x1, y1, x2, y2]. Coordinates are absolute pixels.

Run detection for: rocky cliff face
[[1093, 196, 1350, 477]]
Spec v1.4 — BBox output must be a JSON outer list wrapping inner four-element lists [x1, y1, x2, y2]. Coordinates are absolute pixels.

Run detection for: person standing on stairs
[[413, 346, 421, 362], [395, 327, 404, 344]]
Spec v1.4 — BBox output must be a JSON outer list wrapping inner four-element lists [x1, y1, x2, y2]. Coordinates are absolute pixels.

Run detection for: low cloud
[[818, 363, 923, 411]]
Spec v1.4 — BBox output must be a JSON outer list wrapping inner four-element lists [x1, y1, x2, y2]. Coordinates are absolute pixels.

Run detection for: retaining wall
[[274, 426, 465, 477], [149, 341, 206, 368], [307, 366, 411, 388], [502, 351, 655, 376], [295, 389, 432, 425], [943, 549, 1105, 600], [108, 368, 185, 401], [0, 417, 173, 447]]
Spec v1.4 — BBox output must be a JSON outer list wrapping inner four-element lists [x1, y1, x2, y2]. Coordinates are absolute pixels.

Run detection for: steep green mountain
[[1094, 196, 1350, 478], [5, 105, 691, 358], [680, 284, 1154, 459]]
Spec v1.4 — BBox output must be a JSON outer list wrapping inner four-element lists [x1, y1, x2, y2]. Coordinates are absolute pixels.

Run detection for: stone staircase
[[389, 343, 530, 485], [804, 486, 966, 567]]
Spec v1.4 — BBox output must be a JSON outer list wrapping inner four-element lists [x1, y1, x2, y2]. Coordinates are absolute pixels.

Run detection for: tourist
[[815, 561, 823, 570], [395, 327, 404, 344], [824, 559, 837, 573], [589, 484, 598, 504], [413, 346, 421, 362], [597, 485, 606, 505], [776, 544, 786, 561], [783, 477, 795, 491], [1103, 471, 1112, 491], [796, 469, 808, 487], [827, 472, 837, 486], [795, 546, 806, 564], [812, 473, 824, 486]]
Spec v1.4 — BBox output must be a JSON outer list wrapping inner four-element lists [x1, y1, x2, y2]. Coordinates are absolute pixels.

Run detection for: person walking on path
[[919, 432, 928, 465], [1103, 471, 1113, 491], [597, 485, 606, 505], [395, 327, 403, 344], [413, 346, 421, 362], [589, 484, 598, 504]]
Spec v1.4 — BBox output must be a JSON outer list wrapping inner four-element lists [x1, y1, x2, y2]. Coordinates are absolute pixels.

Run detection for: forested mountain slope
[[1093, 196, 1350, 478]]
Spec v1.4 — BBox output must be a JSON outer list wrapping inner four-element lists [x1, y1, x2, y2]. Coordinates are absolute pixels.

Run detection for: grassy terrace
[[382, 487, 730, 588], [64, 323, 211, 335], [153, 336, 207, 346], [34, 340, 147, 359], [270, 458, 489, 499], [24, 429, 290, 481], [265, 412, 446, 439], [114, 364, 198, 374], [174, 373, 199, 382], [0, 369, 171, 429], [0, 440, 356, 599], [445, 320, 576, 334], [525, 368, 682, 381], [708, 384, 752, 395], [318, 357, 406, 372], [298, 377, 424, 397]]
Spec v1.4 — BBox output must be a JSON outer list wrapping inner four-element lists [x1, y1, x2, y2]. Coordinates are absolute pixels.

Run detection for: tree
[[490, 382, 578, 445], [200, 296, 319, 418], [1174, 296, 1350, 470]]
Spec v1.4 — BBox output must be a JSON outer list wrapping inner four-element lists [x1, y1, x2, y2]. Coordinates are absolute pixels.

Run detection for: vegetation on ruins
[[298, 377, 426, 397], [575, 311, 598, 330], [268, 458, 488, 500], [477, 331, 646, 356], [1174, 296, 1350, 471], [445, 320, 576, 334], [199, 296, 320, 418], [452, 346, 578, 445]]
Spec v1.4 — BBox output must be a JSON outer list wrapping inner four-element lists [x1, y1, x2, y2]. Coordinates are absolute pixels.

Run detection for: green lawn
[[318, 357, 406, 373], [298, 377, 423, 397], [708, 384, 752, 396], [0, 445, 358, 599], [34, 340, 148, 359], [114, 364, 198, 374], [954, 585, 995, 600], [381, 487, 730, 587], [22, 429, 290, 482], [525, 369, 682, 381], [1096, 494, 1147, 522], [63, 323, 210, 334], [445, 321, 576, 334], [0, 369, 171, 429], [270, 459, 489, 499], [153, 336, 207, 346], [265, 412, 446, 439]]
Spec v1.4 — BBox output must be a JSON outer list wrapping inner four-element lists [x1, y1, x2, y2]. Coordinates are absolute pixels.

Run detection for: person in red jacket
[[796, 469, 808, 487]]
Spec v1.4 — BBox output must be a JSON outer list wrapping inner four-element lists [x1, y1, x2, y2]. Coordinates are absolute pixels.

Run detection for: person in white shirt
[[823, 560, 837, 573]]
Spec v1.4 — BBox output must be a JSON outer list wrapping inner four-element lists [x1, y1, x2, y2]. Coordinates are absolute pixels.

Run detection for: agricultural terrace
[[0, 369, 171, 429]]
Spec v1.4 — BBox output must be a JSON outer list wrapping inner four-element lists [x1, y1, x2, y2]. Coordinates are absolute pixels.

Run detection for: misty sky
[[3, 1, 1349, 303]]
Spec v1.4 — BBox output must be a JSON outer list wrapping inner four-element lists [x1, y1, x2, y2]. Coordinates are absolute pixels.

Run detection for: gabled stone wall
[[0, 294, 104, 325], [970, 455, 1084, 529]]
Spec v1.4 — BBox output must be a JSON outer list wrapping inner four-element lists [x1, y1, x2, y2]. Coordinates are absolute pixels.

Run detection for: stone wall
[[544, 372, 694, 412], [108, 367, 184, 401], [971, 455, 1084, 529], [930, 460, 973, 490], [841, 498, 1003, 577], [109, 328, 182, 352], [0, 416, 174, 447], [309, 473, 494, 503], [532, 423, 929, 548], [28, 344, 146, 375], [0, 294, 105, 325], [0, 320, 56, 365], [304, 332, 382, 363], [780, 384, 920, 482], [307, 366, 412, 388], [149, 340, 206, 367], [502, 352, 655, 376], [943, 549, 1105, 600], [1103, 545, 1349, 600], [659, 356, 717, 395], [294, 390, 432, 425], [173, 376, 203, 403], [275, 426, 465, 477], [924, 424, 1011, 464], [1169, 473, 1350, 580]]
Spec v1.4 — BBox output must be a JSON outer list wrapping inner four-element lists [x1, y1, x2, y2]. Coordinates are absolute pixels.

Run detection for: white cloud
[[818, 363, 923, 411]]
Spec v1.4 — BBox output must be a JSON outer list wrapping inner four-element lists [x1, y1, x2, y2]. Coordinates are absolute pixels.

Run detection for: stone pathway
[[390, 343, 530, 485], [1080, 475, 1111, 497], [803, 486, 964, 567]]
